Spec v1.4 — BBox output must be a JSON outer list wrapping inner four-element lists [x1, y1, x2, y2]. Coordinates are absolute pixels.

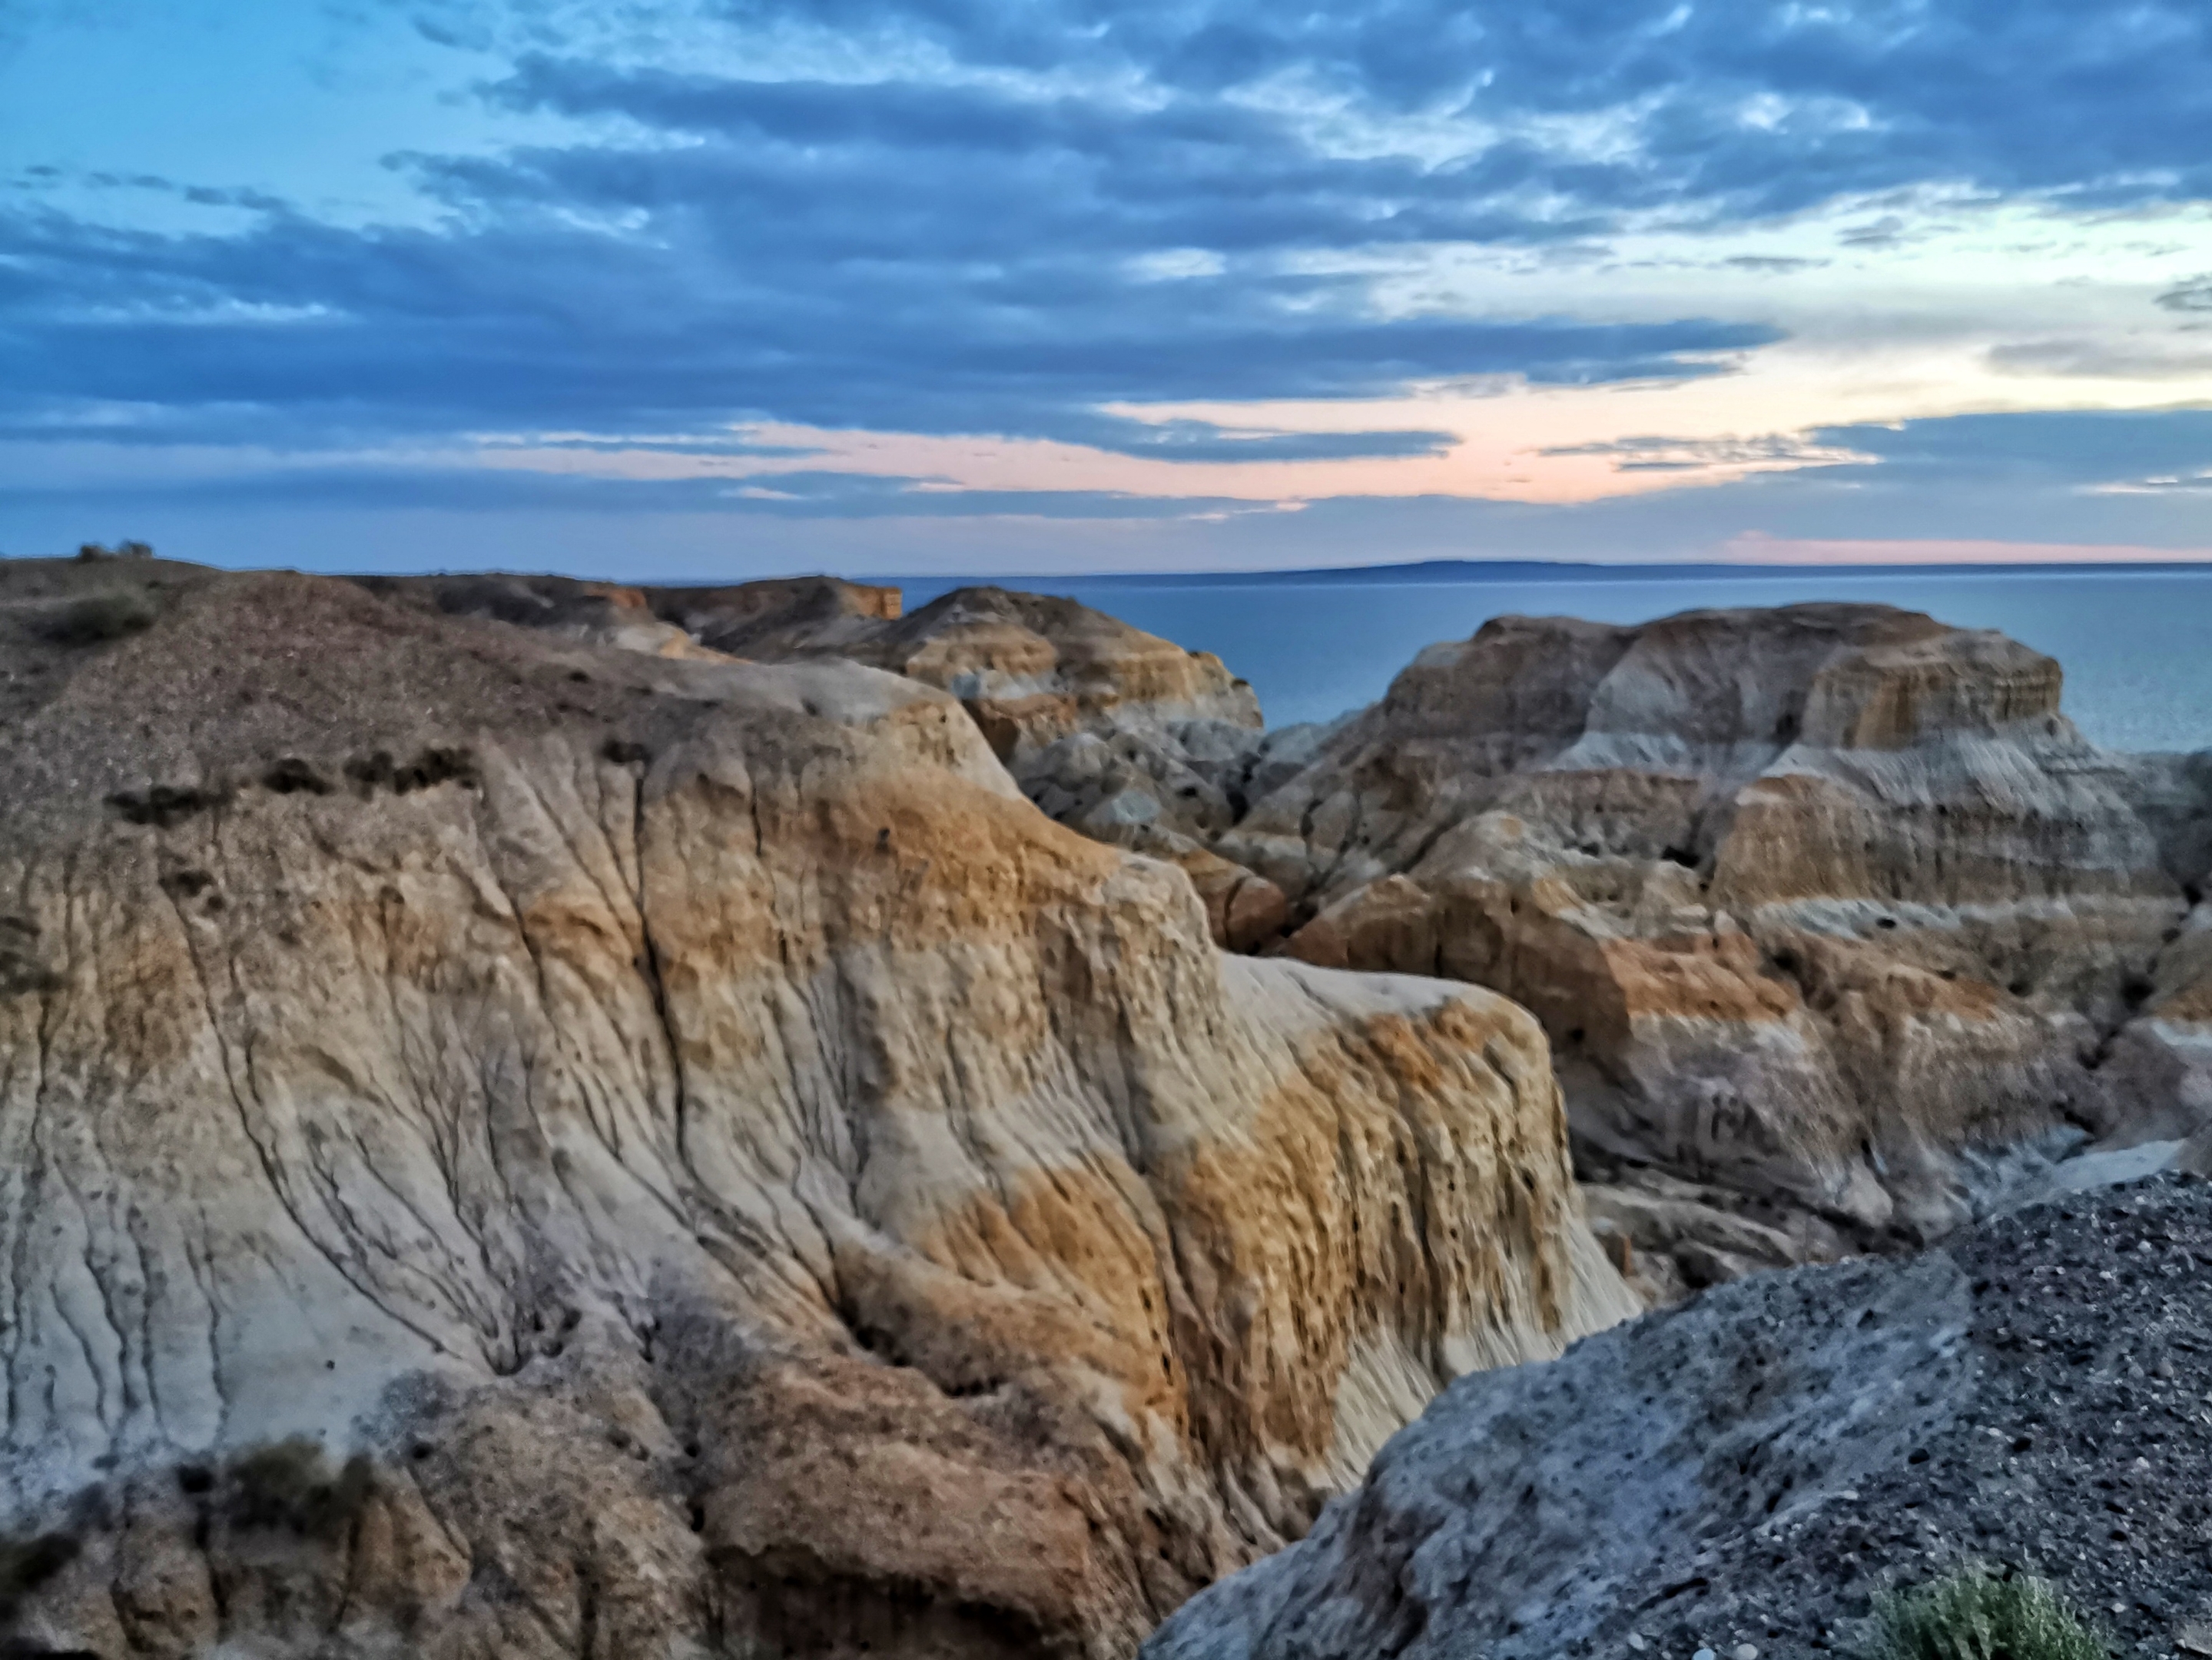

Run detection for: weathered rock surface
[[1145, 1172, 2212, 1660], [1213, 603, 2212, 1283], [370, 576, 1290, 951], [360, 570, 907, 663], [830, 587, 1288, 955], [0, 557, 1633, 1658]]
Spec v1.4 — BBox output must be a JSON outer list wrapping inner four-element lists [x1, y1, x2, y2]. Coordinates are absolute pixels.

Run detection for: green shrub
[[227, 1437, 376, 1537], [41, 587, 159, 645], [0, 1530, 81, 1619], [1859, 1565, 2104, 1660]]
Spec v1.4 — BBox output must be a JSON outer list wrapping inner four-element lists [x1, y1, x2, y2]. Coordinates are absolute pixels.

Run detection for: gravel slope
[[1146, 1174, 2212, 1660]]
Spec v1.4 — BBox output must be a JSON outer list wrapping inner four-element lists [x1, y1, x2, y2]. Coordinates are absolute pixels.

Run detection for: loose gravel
[[1146, 1174, 2212, 1660]]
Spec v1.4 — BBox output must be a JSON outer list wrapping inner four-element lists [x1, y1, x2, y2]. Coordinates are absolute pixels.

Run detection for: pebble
[[1693, 1649, 1716, 1660], [1627, 1638, 1646, 1654], [1735, 1647, 1759, 1660]]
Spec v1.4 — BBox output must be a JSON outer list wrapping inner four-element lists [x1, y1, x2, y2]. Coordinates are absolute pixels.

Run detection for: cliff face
[[0, 559, 1632, 1658], [1214, 604, 2212, 1293]]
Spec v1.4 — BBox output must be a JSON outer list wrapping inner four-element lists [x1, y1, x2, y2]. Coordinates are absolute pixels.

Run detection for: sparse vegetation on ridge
[[1860, 1565, 2104, 1660], [40, 586, 160, 644], [226, 1438, 376, 1539], [0, 1531, 81, 1622]]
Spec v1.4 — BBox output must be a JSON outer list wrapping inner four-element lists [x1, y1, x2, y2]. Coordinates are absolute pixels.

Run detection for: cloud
[[0, 448, 1282, 521], [8, 0, 2212, 543], [1806, 409, 2212, 488], [1720, 532, 2212, 564], [672, 0, 2212, 214], [13, 405, 2212, 580], [2158, 275, 2212, 313], [1073, 419, 1459, 463], [1542, 433, 1863, 461], [2088, 472, 2212, 496], [1537, 430, 1873, 479], [1987, 338, 2212, 379], [0, 171, 1776, 456]]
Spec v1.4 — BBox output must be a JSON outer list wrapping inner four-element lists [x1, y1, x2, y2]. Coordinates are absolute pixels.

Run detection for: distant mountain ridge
[[899, 557, 2212, 593]]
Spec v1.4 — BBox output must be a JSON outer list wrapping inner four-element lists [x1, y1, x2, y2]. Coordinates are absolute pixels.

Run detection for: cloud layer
[[4, 0, 2212, 565]]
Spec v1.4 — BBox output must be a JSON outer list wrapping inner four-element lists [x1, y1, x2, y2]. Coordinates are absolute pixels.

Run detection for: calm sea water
[[901, 565, 2212, 754]]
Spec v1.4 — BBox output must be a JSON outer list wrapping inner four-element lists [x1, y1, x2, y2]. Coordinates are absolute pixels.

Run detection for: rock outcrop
[[1211, 604, 2212, 1293], [359, 570, 906, 663], [1145, 1172, 2212, 1660], [831, 587, 1290, 954], [0, 557, 1633, 1658], [368, 576, 1292, 952]]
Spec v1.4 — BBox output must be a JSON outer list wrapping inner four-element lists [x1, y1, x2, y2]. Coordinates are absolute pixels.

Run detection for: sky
[[4, 0, 2212, 576]]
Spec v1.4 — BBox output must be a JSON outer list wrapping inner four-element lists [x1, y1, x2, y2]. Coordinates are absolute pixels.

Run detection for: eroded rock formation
[[1210, 604, 2212, 1295], [368, 576, 1292, 953], [831, 587, 1291, 954], [359, 570, 907, 663], [321, 583, 2212, 1296], [1143, 1250, 1975, 1660], [0, 558, 1633, 1658]]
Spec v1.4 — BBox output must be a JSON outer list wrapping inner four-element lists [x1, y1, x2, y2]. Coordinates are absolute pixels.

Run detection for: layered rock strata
[[0, 558, 1633, 1658], [369, 576, 1291, 951], [359, 569, 905, 662], [827, 586, 1289, 954], [322, 583, 2212, 1292], [1213, 604, 2212, 1291]]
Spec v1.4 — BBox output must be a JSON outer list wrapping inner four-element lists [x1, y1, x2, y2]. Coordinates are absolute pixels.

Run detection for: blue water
[[902, 564, 2212, 753]]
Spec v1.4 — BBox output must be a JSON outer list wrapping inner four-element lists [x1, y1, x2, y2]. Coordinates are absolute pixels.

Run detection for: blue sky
[[4, 0, 2212, 576]]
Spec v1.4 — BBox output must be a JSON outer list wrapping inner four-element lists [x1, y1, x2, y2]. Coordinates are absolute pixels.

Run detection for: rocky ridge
[[366, 574, 1295, 951], [1146, 1170, 2212, 1660], [0, 557, 1634, 1659]]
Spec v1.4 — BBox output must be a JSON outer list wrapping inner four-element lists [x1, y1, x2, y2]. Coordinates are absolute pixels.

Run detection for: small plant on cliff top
[[41, 586, 159, 645], [0, 1530, 81, 1621], [1859, 1565, 2104, 1660], [227, 1437, 376, 1538]]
